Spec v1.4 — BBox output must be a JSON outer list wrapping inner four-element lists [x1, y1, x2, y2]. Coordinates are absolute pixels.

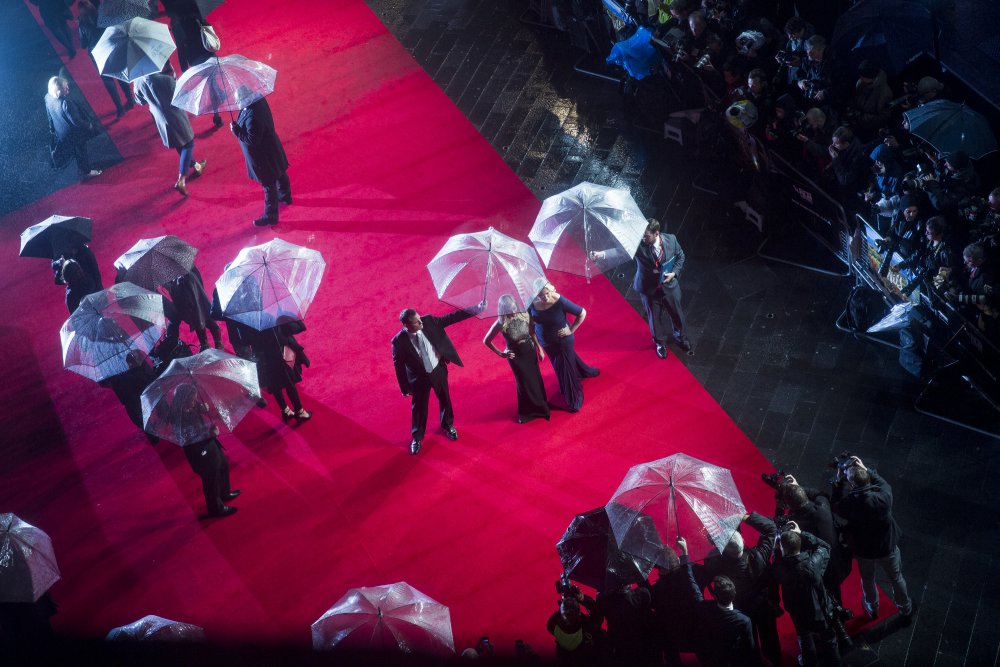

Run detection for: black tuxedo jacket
[[633, 233, 685, 294], [233, 98, 289, 184], [391, 309, 473, 392]]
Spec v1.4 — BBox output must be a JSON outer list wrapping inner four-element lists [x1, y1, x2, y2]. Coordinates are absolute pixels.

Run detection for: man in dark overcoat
[[230, 96, 291, 227], [44, 76, 101, 178], [391, 307, 477, 455]]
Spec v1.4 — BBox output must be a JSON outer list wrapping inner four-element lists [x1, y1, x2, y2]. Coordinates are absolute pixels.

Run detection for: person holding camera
[[677, 536, 761, 667], [547, 584, 604, 666], [831, 457, 912, 621], [778, 477, 851, 613], [947, 243, 998, 340], [593, 580, 656, 667], [696, 512, 780, 667], [921, 151, 981, 218], [650, 546, 699, 667], [766, 522, 841, 667]]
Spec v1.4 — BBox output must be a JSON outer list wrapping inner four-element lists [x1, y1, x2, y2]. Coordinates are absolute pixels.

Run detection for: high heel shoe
[[295, 409, 312, 423], [281, 407, 295, 422], [174, 177, 188, 196]]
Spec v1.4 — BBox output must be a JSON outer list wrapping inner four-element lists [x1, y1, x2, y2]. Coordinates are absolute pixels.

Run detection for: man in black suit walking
[[230, 95, 291, 228], [392, 307, 478, 455]]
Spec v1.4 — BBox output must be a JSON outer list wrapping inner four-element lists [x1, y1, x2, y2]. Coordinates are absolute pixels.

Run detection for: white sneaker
[[83, 169, 102, 179]]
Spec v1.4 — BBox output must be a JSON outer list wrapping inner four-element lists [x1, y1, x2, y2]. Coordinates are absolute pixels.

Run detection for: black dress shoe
[[675, 336, 692, 352], [279, 195, 293, 205], [444, 427, 459, 441], [253, 215, 278, 227], [410, 439, 421, 455], [656, 344, 668, 359], [209, 506, 238, 517], [224, 490, 241, 501]]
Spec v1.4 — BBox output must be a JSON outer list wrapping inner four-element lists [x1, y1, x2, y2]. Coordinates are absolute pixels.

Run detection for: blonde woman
[[483, 294, 550, 423], [528, 282, 599, 413]]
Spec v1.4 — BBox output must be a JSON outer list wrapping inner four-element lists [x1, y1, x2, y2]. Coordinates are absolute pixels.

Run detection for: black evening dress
[[501, 318, 550, 422], [529, 296, 598, 412]]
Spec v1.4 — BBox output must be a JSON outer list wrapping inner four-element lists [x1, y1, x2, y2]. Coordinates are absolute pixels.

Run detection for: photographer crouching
[[831, 455, 913, 622]]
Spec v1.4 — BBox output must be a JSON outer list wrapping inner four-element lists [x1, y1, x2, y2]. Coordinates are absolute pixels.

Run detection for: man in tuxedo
[[392, 307, 477, 455], [634, 218, 690, 358]]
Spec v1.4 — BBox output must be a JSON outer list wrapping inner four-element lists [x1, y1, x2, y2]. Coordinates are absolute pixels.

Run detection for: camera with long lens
[[760, 470, 789, 489], [828, 452, 857, 472], [556, 572, 578, 598]]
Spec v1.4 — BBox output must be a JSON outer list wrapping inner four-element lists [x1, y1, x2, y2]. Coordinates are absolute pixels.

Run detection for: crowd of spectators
[[546, 456, 908, 666], [557, 0, 999, 348]]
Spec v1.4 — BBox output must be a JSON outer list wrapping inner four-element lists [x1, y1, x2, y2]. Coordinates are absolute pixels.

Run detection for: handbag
[[282, 345, 296, 368], [200, 23, 221, 52]]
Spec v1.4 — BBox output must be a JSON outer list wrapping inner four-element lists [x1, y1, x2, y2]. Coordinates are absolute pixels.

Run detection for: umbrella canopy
[[114, 236, 198, 291], [141, 349, 261, 445], [96, 0, 154, 28], [172, 54, 277, 116], [92, 17, 176, 83], [903, 100, 999, 160], [60, 283, 167, 383], [426, 227, 547, 319], [19, 215, 92, 259], [215, 238, 326, 331], [191, 0, 225, 17], [0, 514, 60, 603], [106, 615, 205, 641], [556, 506, 662, 592], [312, 582, 455, 655], [830, 0, 934, 76], [606, 453, 746, 567], [529, 182, 647, 280]]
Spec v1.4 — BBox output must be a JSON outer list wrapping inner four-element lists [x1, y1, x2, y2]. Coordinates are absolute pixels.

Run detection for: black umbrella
[[19, 215, 92, 259], [556, 506, 662, 592], [831, 0, 934, 76], [904, 100, 999, 160], [97, 0, 154, 28]]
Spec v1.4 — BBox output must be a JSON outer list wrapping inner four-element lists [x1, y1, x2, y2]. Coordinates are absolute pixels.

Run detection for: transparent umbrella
[[529, 182, 647, 281], [60, 283, 166, 383], [312, 582, 455, 656], [172, 54, 276, 116], [215, 238, 326, 331], [91, 17, 176, 82], [141, 350, 261, 446], [606, 453, 747, 568], [426, 227, 547, 319], [114, 236, 198, 291], [19, 215, 92, 259], [0, 514, 60, 603], [106, 615, 205, 641], [556, 506, 662, 592]]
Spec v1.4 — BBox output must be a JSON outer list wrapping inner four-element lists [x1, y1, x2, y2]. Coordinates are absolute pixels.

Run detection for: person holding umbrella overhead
[[392, 303, 482, 455], [162, 0, 224, 128], [171, 383, 239, 517], [231, 89, 291, 227], [133, 62, 208, 196]]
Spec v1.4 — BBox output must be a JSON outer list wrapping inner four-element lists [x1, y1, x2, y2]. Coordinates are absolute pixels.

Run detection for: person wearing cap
[[916, 76, 945, 105], [851, 60, 892, 138]]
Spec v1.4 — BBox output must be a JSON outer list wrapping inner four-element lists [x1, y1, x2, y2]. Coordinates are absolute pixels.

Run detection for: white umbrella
[[529, 182, 647, 280], [91, 17, 176, 82], [0, 514, 60, 603], [426, 227, 547, 319]]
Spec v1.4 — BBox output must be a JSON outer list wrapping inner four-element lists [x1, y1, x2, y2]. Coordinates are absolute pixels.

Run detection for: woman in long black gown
[[528, 282, 598, 413], [483, 294, 550, 423]]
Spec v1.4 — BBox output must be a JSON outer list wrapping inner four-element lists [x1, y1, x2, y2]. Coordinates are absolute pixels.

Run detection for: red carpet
[[2, 0, 885, 656]]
